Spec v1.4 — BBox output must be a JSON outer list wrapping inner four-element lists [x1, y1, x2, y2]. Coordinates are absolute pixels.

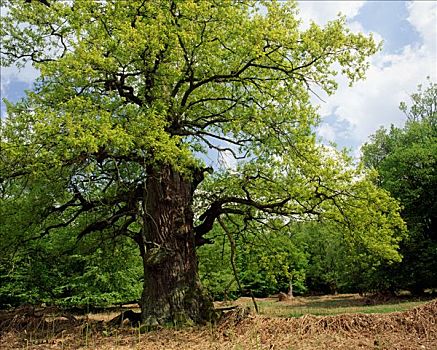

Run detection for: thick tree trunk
[[136, 165, 215, 326]]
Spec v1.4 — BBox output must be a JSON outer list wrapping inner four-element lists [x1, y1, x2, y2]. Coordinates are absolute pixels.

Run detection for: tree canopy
[[1, 0, 405, 325]]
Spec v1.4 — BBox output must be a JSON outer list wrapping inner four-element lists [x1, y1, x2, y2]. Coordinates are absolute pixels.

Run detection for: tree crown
[[1, 0, 404, 263]]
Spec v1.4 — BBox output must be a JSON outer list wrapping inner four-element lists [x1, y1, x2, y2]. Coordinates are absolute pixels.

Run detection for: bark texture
[[136, 165, 214, 326]]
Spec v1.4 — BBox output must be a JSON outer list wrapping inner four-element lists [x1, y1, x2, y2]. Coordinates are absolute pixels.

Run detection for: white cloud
[[1, 64, 39, 98], [407, 1, 437, 50], [2, 65, 39, 85], [319, 46, 435, 152], [347, 20, 383, 45], [297, 1, 365, 27], [317, 123, 336, 143], [310, 1, 437, 157]]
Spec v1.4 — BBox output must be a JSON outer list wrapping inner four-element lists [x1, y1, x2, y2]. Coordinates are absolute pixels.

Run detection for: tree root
[[107, 310, 141, 327]]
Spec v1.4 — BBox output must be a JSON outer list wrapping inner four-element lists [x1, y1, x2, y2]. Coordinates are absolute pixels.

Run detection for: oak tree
[[1, 0, 404, 325]]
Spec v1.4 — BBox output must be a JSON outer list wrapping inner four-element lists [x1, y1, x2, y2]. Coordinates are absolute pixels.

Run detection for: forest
[[0, 0, 436, 349]]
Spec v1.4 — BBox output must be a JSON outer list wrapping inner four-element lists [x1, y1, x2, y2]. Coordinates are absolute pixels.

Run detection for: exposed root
[[278, 292, 292, 301], [218, 306, 252, 328], [107, 310, 142, 327]]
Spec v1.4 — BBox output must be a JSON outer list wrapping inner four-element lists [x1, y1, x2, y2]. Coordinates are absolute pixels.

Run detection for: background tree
[[362, 80, 437, 294], [294, 223, 343, 295], [198, 219, 308, 300], [1, 0, 404, 325], [0, 229, 142, 309], [198, 219, 408, 300], [294, 222, 401, 295]]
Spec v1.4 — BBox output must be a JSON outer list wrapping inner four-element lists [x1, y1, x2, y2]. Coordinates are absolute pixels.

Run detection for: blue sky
[[354, 1, 421, 54], [1, 1, 436, 158]]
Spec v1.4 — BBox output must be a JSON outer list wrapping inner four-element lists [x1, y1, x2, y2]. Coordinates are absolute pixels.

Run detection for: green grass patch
[[280, 301, 426, 318], [237, 295, 429, 318]]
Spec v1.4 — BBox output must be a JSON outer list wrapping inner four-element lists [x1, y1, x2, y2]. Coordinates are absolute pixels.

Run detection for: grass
[[231, 293, 431, 318], [263, 300, 426, 317]]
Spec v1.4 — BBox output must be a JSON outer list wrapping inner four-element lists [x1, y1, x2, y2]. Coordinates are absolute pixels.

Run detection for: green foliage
[[197, 227, 239, 300], [199, 218, 406, 298], [0, 232, 142, 308], [361, 80, 437, 293], [292, 223, 343, 294], [198, 222, 308, 299], [238, 231, 308, 297]]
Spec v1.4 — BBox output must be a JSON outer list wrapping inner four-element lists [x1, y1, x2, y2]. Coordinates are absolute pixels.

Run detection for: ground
[[1, 294, 436, 349]]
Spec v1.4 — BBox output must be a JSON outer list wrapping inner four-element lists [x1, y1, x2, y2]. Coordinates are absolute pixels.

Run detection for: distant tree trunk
[[135, 165, 215, 326], [287, 279, 293, 298]]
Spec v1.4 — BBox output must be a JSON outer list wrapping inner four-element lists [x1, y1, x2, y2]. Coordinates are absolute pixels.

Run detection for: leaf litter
[[1, 299, 436, 349]]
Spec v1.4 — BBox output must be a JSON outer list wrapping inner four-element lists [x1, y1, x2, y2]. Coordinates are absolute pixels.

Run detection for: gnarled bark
[[136, 165, 215, 326]]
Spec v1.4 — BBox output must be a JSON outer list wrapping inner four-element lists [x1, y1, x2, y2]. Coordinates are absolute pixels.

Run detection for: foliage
[[199, 216, 410, 299], [361, 80, 437, 293], [197, 226, 239, 301], [292, 223, 344, 294], [0, 231, 142, 308], [237, 229, 308, 297], [198, 222, 308, 299]]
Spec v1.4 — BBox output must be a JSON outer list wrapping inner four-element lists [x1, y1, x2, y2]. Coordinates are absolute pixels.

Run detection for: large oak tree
[[1, 0, 405, 325]]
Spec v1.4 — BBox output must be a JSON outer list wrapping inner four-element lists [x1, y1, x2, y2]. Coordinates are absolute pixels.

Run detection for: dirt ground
[[1, 296, 436, 349]]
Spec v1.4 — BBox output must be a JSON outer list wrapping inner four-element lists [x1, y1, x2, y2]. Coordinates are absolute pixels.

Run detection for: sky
[[1, 1, 436, 158], [298, 1, 437, 156]]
